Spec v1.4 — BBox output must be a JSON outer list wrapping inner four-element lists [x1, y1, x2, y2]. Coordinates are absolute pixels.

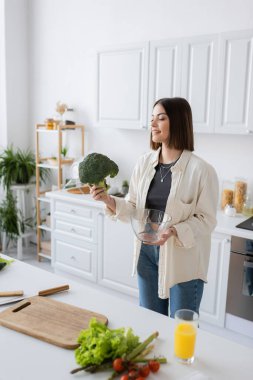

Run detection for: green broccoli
[[78, 153, 119, 190]]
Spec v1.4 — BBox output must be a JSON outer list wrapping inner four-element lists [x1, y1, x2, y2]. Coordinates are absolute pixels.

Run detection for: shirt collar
[[150, 148, 192, 171]]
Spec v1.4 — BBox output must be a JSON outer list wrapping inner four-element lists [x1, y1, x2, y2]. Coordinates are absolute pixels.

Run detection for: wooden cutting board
[[0, 296, 108, 349]]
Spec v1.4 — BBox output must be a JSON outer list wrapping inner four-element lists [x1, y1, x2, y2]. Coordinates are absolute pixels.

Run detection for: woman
[[90, 97, 219, 317]]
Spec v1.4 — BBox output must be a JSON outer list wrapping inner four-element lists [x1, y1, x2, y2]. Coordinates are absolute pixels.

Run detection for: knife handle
[[38, 284, 69, 296], [0, 290, 24, 297]]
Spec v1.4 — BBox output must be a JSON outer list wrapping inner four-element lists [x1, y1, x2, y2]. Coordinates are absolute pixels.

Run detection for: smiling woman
[[90, 97, 219, 319]]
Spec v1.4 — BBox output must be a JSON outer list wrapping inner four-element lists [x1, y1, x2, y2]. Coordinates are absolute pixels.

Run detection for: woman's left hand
[[144, 227, 177, 246]]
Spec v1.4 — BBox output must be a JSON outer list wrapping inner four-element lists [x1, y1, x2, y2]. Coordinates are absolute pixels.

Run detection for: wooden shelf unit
[[35, 123, 84, 261]]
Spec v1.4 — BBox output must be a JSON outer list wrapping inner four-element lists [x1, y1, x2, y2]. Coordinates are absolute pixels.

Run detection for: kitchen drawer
[[54, 235, 97, 281], [55, 220, 95, 242], [55, 240, 93, 271], [54, 201, 94, 221], [54, 230, 96, 245]]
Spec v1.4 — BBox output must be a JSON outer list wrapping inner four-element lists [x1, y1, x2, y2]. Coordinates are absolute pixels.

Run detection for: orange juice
[[174, 322, 196, 360]]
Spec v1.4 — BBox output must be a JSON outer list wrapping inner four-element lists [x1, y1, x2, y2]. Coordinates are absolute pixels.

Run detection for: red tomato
[[139, 364, 150, 377], [113, 358, 125, 372], [120, 375, 129, 380], [128, 369, 139, 378], [148, 360, 160, 373], [136, 377, 146, 380]]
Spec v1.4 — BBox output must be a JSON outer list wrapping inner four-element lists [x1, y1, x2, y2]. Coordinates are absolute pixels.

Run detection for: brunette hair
[[150, 97, 194, 151]]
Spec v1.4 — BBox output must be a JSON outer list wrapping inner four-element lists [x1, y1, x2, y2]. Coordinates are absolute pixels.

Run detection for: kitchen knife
[[0, 290, 24, 297], [0, 284, 69, 306]]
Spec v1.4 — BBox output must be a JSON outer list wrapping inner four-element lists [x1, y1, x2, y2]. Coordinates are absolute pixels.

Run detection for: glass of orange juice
[[174, 309, 198, 364]]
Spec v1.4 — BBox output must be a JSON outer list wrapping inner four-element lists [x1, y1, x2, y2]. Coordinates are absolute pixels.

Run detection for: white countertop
[[215, 210, 253, 239], [0, 255, 253, 380], [47, 189, 253, 240], [47, 189, 104, 208]]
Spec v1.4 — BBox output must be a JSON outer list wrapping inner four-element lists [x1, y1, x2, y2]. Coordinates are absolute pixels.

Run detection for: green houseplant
[[0, 146, 50, 241], [0, 146, 49, 188], [0, 191, 27, 240], [121, 180, 129, 195]]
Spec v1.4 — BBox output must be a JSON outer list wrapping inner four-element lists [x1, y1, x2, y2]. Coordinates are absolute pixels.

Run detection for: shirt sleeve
[[104, 156, 143, 222]]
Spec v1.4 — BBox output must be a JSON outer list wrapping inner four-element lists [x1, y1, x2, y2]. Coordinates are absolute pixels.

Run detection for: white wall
[[1, 0, 29, 150], [24, 0, 253, 192], [0, 0, 7, 149]]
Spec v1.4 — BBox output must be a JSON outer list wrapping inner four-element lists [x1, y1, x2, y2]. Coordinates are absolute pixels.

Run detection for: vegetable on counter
[[71, 318, 167, 379], [0, 256, 13, 271], [78, 153, 119, 190]]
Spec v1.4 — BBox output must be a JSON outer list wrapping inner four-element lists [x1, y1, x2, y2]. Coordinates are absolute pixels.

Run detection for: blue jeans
[[137, 243, 204, 317]]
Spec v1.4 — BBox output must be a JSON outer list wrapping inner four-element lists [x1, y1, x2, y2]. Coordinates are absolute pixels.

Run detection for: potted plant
[[0, 146, 49, 187], [0, 146, 50, 241], [47, 156, 58, 166], [0, 191, 29, 240], [121, 180, 129, 195], [61, 146, 68, 158]]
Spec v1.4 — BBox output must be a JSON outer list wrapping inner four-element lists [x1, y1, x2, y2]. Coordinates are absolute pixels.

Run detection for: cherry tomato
[[128, 369, 139, 378], [136, 377, 146, 380], [148, 360, 160, 373], [113, 358, 125, 372], [120, 375, 129, 380], [139, 364, 150, 377]]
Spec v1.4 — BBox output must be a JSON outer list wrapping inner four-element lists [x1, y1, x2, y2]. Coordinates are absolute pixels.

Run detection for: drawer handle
[[70, 228, 76, 233], [70, 209, 76, 214], [70, 256, 76, 261]]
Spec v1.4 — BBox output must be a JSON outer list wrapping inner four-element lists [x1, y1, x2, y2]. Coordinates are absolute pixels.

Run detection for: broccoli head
[[78, 153, 119, 189]]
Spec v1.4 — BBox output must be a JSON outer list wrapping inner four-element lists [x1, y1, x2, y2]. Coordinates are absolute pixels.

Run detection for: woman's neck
[[159, 146, 183, 164]]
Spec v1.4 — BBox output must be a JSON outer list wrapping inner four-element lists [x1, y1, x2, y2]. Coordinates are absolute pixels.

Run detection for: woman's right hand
[[90, 185, 116, 213], [89, 185, 108, 202]]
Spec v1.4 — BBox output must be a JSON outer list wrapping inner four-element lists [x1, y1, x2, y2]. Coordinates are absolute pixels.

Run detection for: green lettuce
[[0, 256, 13, 271], [75, 318, 140, 367]]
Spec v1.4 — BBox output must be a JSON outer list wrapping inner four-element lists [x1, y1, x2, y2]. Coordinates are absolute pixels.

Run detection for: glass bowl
[[130, 208, 171, 243]]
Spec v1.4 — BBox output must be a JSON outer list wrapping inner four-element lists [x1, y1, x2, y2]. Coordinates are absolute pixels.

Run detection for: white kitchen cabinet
[[148, 39, 182, 111], [148, 35, 218, 133], [215, 30, 253, 134], [200, 232, 231, 327], [96, 42, 149, 129], [98, 216, 138, 297], [96, 29, 253, 135], [50, 198, 102, 282], [49, 192, 138, 298], [181, 35, 218, 133]]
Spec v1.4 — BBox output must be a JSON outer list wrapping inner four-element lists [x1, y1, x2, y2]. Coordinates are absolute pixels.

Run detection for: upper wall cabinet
[[181, 35, 218, 133], [215, 30, 253, 134], [148, 39, 182, 111], [96, 30, 253, 134], [148, 35, 218, 133], [96, 42, 149, 129]]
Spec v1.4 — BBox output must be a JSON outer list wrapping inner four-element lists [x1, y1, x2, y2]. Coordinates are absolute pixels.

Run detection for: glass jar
[[234, 179, 247, 213], [63, 108, 76, 125], [45, 118, 55, 130], [221, 180, 234, 210], [242, 192, 253, 216]]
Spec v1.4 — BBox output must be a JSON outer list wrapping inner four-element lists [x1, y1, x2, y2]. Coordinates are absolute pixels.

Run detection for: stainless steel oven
[[226, 236, 253, 322]]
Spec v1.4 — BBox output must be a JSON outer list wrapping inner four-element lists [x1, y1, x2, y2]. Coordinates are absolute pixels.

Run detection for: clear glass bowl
[[130, 208, 171, 243]]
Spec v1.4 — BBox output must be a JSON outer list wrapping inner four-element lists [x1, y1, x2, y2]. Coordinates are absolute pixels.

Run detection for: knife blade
[[0, 284, 69, 306]]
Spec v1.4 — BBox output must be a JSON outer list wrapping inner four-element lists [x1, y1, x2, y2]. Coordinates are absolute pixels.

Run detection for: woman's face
[[151, 103, 170, 144]]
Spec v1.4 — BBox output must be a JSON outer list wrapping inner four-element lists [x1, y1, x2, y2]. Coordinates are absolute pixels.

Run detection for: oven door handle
[[244, 261, 253, 269], [243, 260, 253, 297]]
